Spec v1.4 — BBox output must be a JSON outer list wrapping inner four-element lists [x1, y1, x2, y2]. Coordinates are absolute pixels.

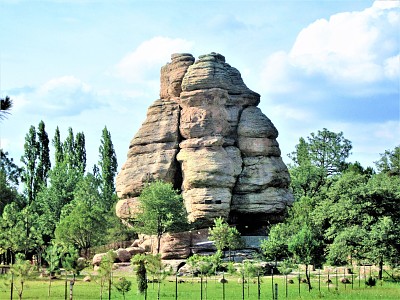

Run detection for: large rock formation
[[116, 52, 293, 234]]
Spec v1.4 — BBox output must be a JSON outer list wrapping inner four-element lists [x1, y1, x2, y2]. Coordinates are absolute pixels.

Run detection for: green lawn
[[1, 273, 399, 300]]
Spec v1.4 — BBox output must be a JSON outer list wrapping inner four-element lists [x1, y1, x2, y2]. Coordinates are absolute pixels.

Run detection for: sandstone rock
[[235, 156, 291, 193], [116, 99, 180, 199], [115, 198, 140, 219], [115, 248, 132, 263], [159, 232, 191, 259], [116, 52, 293, 231], [83, 276, 91, 282], [160, 53, 195, 99], [92, 253, 107, 266], [232, 187, 293, 215], [125, 246, 145, 255]]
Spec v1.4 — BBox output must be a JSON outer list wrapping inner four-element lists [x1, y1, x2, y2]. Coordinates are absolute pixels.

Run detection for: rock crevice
[[116, 52, 293, 232]]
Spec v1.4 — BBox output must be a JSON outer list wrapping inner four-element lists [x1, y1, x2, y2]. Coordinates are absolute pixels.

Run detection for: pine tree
[[98, 126, 118, 211]]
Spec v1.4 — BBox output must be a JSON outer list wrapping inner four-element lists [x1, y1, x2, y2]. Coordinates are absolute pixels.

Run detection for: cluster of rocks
[[116, 52, 293, 234], [93, 229, 212, 267]]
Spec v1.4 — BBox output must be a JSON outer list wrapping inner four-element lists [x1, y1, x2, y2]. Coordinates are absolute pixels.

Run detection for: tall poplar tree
[[52, 126, 64, 166], [21, 125, 38, 204], [75, 132, 86, 174], [36, 121, 51, 187], [98, 126, 118, 211]]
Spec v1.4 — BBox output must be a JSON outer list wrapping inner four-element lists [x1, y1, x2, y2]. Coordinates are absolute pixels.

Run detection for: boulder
[[115, 248, 132, 263], [125, 246, 145, 255], [159, 232, 191, 259], [92, 253, 107, 266]]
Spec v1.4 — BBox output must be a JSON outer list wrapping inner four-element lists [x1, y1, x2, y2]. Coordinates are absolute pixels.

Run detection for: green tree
[[36, 121, 51, 187], [97, 250, 116, 300], [114, 277, 132, 300], [0, 96, 13, 120], [134, 181, 188, 254], [55, 200, 106, 257], [98, 126, 118, 211], [0, 169, 21, 215], [44, 242, 62, 296], [260, 223, 290, 264], [288, 137, 326, 199], [75, 132, 86, 174], [0, 150, 22, 186], [314, 172, 400, 279], [131, 254, 149, 297], [10, 253, 34, 300], [375, 145, 400, 176], [208, 217, 242, 261], [21, 125, 39, 204], [63, 128, 86, 173], [288, 225, 321, 291], [307, 128, 352, 175], [32, 161, 82, 243], [52, 126, 64, 166]]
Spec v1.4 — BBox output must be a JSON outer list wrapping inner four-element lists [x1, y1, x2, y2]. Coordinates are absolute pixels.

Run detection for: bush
[[365, 276, 376, 287]]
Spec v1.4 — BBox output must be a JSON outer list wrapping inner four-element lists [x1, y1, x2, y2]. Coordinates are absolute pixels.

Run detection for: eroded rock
[[116, 52, 293, 231]]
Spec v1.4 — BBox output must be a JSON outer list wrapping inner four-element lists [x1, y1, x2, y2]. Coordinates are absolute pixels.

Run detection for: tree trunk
[[305, 264, 312, 291], [157, 234, 161, 254], [378, 258, 383, 281]]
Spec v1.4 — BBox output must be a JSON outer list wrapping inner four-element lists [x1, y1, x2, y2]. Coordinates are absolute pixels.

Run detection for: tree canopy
[[133, 180, 189, 253]]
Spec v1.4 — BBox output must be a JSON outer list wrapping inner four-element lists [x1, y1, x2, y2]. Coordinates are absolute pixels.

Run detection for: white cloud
[[10, 76, 104, 117], [114, 36, 194, 82], [260, 1, 399, 94]]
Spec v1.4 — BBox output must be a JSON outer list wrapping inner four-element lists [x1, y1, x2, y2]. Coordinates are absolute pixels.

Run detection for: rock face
[[116, 52, 293, 234]]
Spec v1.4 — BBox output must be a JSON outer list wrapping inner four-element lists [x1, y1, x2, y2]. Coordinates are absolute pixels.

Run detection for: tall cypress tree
[[98, 126, 118, 211]]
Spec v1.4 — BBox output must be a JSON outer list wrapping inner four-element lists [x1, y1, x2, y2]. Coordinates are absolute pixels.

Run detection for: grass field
[[1, 272, 399, 300]]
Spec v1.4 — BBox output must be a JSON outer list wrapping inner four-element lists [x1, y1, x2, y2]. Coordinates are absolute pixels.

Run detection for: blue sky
[[1, 0, 399, 172]]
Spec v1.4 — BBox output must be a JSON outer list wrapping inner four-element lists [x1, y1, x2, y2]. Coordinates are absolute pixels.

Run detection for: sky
[[0, 0, 399, 174]]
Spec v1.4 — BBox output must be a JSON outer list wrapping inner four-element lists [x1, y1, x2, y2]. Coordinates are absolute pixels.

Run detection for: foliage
[[288, 129, 352, 200], [0, 168, 21, 215], [131, 254, 149, 295], [98, 126, 118, 211], [187, 251, 222, 279], [113, 277, 132, 300], [0, 150, 23, 186], [208, 217, 243, 260], [134, 180, 189, 253], [0, 203, 44, 256], [0, 96, 13, 120], [314, 171, 400, 278], [375, 145, 400, 176], [10, 253, 34, 300], [55, 199, 106, 256], [97, 250, 116, 298], [365, 276, 377, 287], [260, 223, 289, 262]]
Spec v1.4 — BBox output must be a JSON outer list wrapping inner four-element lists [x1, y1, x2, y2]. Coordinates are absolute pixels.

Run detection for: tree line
[[261, 128, 400, 285], [0, 119, 131, 265]]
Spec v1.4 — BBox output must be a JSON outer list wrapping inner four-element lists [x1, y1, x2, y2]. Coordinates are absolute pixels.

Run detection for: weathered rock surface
[[115, 248, 132, 263], [116, 52, 293, 232]]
